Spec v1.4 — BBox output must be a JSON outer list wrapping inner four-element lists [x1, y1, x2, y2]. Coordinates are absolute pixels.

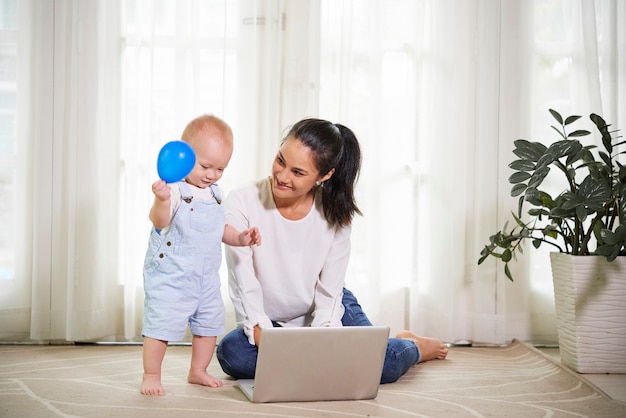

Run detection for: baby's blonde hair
[[181, 114, 233, 146]]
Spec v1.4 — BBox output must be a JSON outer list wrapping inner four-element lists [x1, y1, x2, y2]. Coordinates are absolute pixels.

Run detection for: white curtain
[[30, 0, 123, 341], [1, 0, 624, 344], [119, 0, 288, 340], [0, 0, 124, 342], [312, 0, 534, 344]]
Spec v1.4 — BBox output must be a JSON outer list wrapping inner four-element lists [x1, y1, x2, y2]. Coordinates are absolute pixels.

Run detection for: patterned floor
[[1, 340, 625, 417]]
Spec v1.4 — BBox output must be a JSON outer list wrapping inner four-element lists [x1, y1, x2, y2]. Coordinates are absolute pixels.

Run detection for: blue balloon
[[157, 140, 196, 183]]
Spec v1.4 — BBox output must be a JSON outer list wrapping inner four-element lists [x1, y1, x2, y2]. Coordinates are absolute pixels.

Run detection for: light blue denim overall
[[142, 182, 225, 341]]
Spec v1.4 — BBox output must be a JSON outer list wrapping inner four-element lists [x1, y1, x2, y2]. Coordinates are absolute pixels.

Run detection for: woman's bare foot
[[188, 369, 223, 388], [396, 330, 449, 362], [141, 373, 165, 396]]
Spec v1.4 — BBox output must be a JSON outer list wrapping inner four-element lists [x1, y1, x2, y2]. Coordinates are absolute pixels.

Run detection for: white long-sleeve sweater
[[224, 177, 351, 344]]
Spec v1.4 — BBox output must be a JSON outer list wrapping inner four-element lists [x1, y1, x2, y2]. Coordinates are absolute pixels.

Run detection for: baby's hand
[[239, 227, 262, 247], [152, 180, 171, 201]]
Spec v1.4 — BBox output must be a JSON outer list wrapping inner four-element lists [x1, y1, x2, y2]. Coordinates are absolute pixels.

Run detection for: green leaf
[[595, 244, 614, 257], [596, 225, 626, 260], [590, 113, 613, 153], [532, 239, 542, 249], [509, 159, 536, 171], [537, 191, 555, 208], [564, 115, 582, 125], [538, 140, 582, 168], [593, 219, 606, 242], [504, 264, 513, 281], [608, 246, 623, 261], [509, 171, 531, 184], [502, 249, 512, 262], [600, 225, 626, 245], [550, 207, 576, 218], [513, 140, 547, 161], [561, 194, 583, 210], [598, 151, 611, 167], [568, 129, 591, 138], [545, 229, 558, 240], [528, 208, 549, 217], [600, 229, 617, 245], [511, 183, 527, 197], [576, 205, 587, 222], [567, 144, 595, 166], [549, 109, 563, 125], [612, 224, 626, 241], [580, 146, 597, 163], [527, 166, 550, 189], [517, 195, 525, 217], [578, 176, 612, 211], [524, 187, 543, 206]]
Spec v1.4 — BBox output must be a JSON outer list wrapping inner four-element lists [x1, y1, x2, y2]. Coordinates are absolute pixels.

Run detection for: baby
[[141, 115, 261, 395]]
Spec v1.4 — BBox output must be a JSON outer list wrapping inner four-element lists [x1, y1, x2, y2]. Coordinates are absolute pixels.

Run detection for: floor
[[537, 347, 626, 403], [6, 342, 624, 417]]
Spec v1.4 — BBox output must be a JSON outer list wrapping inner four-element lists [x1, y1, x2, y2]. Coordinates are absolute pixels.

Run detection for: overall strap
[[178, 181, 193, 203], [168, 181, 192, 228], [209, 184, 222, 204]]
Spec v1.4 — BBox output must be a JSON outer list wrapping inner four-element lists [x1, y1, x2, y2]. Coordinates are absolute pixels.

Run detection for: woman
[[216, 118, 447, 383]]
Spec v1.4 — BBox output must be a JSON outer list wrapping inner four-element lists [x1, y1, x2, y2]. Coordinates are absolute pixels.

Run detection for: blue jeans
[[216, 288, 420, 384]]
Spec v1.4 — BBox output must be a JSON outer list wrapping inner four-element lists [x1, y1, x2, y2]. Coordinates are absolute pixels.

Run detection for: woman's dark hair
[[283, 118, 362, 227]]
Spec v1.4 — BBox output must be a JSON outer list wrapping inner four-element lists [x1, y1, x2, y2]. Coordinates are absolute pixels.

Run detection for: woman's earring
[[315, 181, 322, 187]]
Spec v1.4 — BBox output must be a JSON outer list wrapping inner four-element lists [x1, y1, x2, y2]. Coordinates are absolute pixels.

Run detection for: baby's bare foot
[[141, 373, 165, 395], [188, 369, 223, 388], [396, 330, 448, 362]]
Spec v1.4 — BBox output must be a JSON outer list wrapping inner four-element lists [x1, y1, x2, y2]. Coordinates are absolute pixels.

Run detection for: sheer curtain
[[1, 0, 125, 342], [315, 0, 535, 343], [315, 0, 625, 345], [31, 0, 123, 341], [119, 0, 288, 340], [1, 0, 624, 344]]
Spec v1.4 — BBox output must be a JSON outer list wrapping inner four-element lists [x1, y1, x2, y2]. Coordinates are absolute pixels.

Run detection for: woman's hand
[[254, 325, 261, 346]]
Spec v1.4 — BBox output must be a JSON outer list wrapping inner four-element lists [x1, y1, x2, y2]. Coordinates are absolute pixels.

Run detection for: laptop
[[236, 325, 390, 403]]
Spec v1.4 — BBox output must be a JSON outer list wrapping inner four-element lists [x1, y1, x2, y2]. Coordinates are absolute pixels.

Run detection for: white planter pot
[[550, 252, 626, 373]]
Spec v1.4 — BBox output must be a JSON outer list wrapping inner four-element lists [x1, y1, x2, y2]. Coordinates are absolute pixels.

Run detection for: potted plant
[[478, 109, 626, 373]]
